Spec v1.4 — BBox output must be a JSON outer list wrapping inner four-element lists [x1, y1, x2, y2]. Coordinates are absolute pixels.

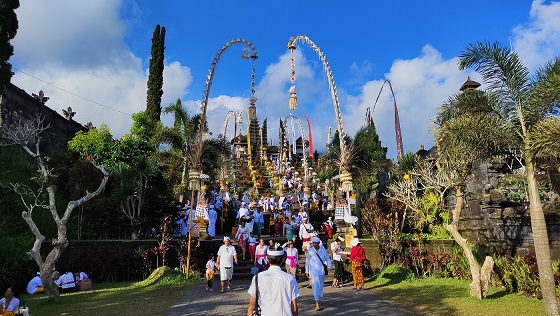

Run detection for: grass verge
[[366, 264, 547, 316], [20, 267, 201, 316]]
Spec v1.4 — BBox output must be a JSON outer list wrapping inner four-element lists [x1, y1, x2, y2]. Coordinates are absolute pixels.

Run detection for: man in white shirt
[[216, 236, 238, 293], [305, 236, 332, 311], [299, 218, 314, 252], [247, 243, 299, 316]]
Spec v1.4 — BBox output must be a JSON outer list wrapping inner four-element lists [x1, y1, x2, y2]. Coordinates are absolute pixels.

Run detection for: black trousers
[[334, 259, 344, 281]]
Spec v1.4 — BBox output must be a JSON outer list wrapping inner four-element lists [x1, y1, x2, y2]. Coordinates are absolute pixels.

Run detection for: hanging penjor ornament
[[288, 47, 297, 110]]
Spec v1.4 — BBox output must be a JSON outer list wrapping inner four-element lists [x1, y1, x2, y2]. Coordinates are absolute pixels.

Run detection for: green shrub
[[375, 264, 416, 285], [493, 253, 541, 298]]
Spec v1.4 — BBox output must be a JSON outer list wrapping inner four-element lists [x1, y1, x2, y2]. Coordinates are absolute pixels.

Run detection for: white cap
[[312, 236, 321, 243], [223, 236, 231, 242], [337, 236, 345, 242], [267, 249, 285, 256]]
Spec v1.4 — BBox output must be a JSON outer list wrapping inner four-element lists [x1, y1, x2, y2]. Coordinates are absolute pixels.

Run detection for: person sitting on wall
[[52, 271, 77, 293], [26, 272, 44, 294]]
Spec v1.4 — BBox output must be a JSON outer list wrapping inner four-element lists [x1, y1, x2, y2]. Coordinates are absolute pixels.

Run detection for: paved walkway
[[166, 278, 406, 316]]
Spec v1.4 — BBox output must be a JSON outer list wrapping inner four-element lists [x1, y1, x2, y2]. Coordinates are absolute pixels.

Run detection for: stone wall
[[0, 83, 86, 152], [460, 160, 560, 258]]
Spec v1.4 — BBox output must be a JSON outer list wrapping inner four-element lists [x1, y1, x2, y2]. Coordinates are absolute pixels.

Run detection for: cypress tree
[[0, 0, 19, 94], [146, 24, 166, 122]]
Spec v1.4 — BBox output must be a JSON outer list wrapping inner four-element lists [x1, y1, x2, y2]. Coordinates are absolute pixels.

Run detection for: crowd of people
[[169, 188, 366, 314], [25, 270, 89, 296]]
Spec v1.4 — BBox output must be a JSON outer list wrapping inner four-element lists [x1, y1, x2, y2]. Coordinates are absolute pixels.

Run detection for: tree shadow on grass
[[486, 290, 508, 300], [369, 272, 411, 288], [367, 282, 464, 315]]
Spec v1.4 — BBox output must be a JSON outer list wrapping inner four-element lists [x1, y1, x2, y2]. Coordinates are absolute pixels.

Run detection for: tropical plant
[[112, 156, 157, 240], [458, 41, 560, 314], [156, 99, 202, 202], [0, 116, 109, 299]]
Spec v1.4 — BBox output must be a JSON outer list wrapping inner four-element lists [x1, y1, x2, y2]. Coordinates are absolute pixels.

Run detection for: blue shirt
[[305, 245, 332, 275]]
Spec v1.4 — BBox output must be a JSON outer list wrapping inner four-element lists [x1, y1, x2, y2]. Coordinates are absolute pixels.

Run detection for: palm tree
[[459, 41, 560, 315], [157, 99, 201, 202], [435, 89, 509, 299]]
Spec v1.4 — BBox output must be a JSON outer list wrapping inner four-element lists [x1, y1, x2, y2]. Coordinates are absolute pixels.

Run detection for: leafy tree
[[457, 41, 560, 314], [1, 116, 109, 299], [146, 24, 166, 123], [68, 124, 117, 166], [434, 88, 508, 299], [352, 118, 388, 193], [0, 0, 19, 94]]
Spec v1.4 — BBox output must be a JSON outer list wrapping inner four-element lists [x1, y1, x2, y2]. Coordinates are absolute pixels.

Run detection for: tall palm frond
[[460, 42, 530, 111], [527, 117, 560, 159]]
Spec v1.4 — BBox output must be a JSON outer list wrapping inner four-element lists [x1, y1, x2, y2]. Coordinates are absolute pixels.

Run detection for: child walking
[[206, 254, 216, 291]]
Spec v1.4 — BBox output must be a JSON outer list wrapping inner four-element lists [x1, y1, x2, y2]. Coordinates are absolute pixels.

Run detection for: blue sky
[[10, 0, 560, 158]]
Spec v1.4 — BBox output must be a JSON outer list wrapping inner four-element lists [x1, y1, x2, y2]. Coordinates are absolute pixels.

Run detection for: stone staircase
[[231, 236, 334, 282]]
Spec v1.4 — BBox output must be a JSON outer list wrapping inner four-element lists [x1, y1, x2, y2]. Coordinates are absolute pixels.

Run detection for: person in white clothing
[[238, 202, 249, 222], [330, 236, 346, 287], [254, 238, 269, 272], [53, 271, 77, 292], [244, 211, 255, 235], [299, 218, 314, 252], [208, 204, 218, 237], [325, 216, 334, 229], [305, 236, 332, 311], [206, 254, 216, 291], [26, 273, 44, 294], [235, 222, 250, 260], [216, 236, 238, 293], [282, 241, 299, 278], [247, 243, 299, 316]]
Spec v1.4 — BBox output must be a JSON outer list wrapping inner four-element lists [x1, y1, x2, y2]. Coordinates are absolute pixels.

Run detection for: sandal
[[220, 289, 224, 293]]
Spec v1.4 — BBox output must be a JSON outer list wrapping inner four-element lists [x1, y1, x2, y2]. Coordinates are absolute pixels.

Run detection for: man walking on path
[[305, 236, 332, 311], [247, 243, 300, 316], [216, 236, 238, 293]]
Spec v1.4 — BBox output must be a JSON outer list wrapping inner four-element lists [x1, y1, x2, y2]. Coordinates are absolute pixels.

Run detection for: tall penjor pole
[[286, 35, 353, 210], [186, 39, 257, 277]]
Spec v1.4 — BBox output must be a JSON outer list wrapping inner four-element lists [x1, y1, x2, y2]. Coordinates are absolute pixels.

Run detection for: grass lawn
[[20, 267, 201, 316], [366, 266, 547, 316]]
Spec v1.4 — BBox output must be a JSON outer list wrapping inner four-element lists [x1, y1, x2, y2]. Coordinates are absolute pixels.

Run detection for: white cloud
[[513, 0, 560, 71], [10, 0, 193, 138], [343, 45, 472, 159]]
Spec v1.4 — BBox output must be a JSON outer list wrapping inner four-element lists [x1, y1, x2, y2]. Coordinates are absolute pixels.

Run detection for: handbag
[[252, 272, 261, 316], [251, 265, 259, 275], [315, 251, 328, 275]]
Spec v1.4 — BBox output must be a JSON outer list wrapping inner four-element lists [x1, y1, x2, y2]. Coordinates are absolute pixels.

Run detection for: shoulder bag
[[252, 272, 261, 316], [315, 250, 328, 275]]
